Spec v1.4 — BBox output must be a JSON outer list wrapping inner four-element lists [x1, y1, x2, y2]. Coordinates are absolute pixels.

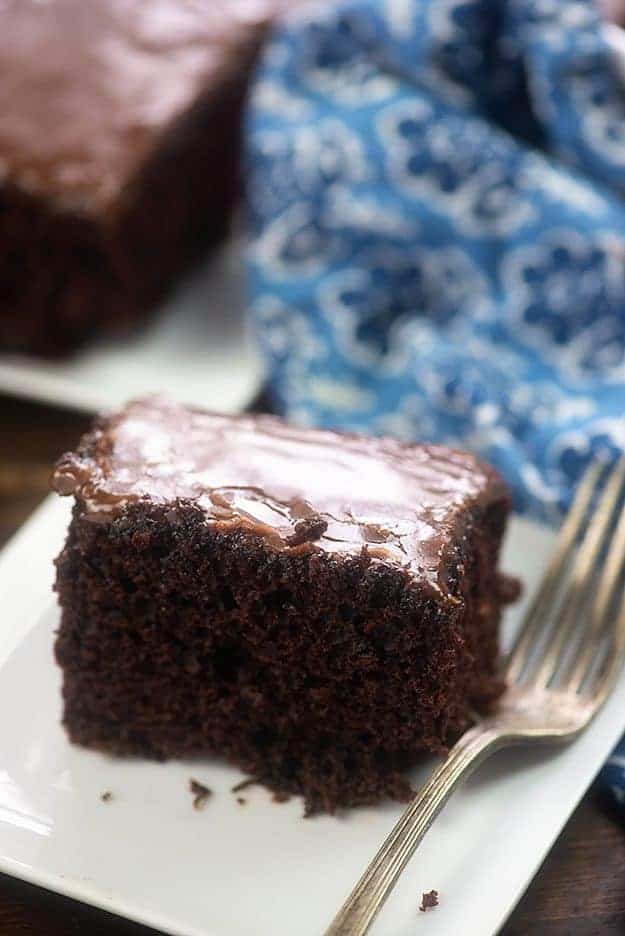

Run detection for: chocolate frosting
[[0, 0, 285, 213], [52, 398, 508, 588]]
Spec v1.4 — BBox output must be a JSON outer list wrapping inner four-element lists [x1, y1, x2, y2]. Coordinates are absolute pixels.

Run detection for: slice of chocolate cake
[[52, 398, 514, 813], [0, 0, 296, 356]]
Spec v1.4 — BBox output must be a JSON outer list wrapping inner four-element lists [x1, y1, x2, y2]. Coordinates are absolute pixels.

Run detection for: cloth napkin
[[244, 0, 625, 811]]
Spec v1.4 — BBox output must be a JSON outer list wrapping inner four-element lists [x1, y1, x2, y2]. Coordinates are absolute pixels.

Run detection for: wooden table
[[1, 393, 624, 936]]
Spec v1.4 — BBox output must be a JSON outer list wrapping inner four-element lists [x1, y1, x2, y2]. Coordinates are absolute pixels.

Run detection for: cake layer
[[53, 398, 514, 812], [0, 0, 288, 354]]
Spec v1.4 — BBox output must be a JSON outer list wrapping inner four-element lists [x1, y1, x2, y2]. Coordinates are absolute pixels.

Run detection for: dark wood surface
[[1, 392, 624, 936]]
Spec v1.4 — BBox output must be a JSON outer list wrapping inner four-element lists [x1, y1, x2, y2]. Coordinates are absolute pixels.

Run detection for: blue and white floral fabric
[[244, 0, 625, 812], [245, 0, 625, 524], [603, 748, 625, 813]]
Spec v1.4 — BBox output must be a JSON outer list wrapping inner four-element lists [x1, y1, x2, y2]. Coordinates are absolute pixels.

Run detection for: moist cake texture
[[0, 0, 288, 355], [53, 398, 513, 812]]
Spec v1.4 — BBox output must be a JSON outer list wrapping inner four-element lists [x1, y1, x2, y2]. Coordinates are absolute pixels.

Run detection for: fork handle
[[325, 726, 504, 935]]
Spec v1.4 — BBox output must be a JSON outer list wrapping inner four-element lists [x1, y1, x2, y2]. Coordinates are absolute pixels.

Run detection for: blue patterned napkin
[[244, 0, 625, 812]]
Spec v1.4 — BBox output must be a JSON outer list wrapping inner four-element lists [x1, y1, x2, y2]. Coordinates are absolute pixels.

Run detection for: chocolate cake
[[0, 0, 291, 356], [52, 398, 514, 813]]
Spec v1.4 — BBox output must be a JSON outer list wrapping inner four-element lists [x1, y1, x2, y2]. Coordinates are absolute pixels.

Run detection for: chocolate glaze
[[52, 398, 509, 588], [0, 0, 285, 213]]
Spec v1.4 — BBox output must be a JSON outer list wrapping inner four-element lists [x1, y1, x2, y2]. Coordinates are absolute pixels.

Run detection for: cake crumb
[[100, 791, 113, 803], [231, 777, 259, 793], [237, 797, 247, 805], [272, 791, 291, 803], [189, 778, 212, 810], [286, 516, 328, 546], [419, 890, 439, 912]]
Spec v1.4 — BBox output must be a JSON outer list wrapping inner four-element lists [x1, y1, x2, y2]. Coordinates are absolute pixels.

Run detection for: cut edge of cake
[[52, 398, 516, 813]]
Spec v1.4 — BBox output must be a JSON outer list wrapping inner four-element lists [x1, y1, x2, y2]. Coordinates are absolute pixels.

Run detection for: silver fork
[[326, 458, 625, 936]]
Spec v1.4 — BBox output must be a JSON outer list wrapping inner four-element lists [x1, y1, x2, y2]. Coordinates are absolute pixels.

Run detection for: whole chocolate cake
[[52, 398, 514, 813], [0, 0, 291, 356]]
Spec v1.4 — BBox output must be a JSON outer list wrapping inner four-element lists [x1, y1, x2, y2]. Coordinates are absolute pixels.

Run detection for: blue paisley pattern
[[245, 0, 625, 526]]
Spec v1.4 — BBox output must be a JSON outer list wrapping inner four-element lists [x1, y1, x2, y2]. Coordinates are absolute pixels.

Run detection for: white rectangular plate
[[1, 497, 624, 936], [0, 245, 264, 415]]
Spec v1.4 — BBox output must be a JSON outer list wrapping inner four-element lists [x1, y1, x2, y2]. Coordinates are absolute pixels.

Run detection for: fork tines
[[506, 458, 625, 699]]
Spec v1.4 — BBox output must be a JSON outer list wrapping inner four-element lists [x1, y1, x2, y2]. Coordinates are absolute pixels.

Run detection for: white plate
[[0, 245, 264, 415], [0, 498, 624, 936]]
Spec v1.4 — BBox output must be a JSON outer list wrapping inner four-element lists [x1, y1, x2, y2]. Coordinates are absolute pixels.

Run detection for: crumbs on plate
[[189, 778, 212, 810], [419, 890, 439, 912], [231, 778, 259, 794]]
